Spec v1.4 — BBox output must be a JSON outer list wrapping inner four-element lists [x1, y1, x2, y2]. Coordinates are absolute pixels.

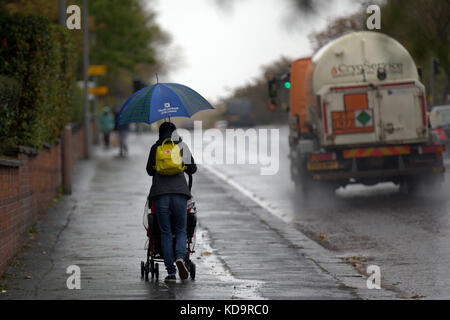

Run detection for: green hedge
[[0, 75, 21, 144], [0, 13, 77, 152]]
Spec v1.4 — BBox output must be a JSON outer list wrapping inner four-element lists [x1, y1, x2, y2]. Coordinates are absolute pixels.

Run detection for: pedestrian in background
[[99, 106, 115, 148], [118, 123, 129, 157]]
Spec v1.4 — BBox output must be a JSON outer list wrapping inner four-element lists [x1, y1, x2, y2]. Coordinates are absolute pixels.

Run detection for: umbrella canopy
[[116, 83, 214, 126]]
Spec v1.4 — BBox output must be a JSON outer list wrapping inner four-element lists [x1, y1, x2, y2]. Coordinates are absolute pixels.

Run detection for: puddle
[[195, 227, 266, 300]]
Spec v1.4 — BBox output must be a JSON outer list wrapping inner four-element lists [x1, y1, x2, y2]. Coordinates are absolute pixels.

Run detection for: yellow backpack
[[155, 138, 186, 175]]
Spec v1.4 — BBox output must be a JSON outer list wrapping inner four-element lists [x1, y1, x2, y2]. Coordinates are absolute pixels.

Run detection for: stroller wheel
[[140, 261, 145, 279], [144, 262, 149, 282], [190, 262, 196, 280], [150, 260, 155, 279]]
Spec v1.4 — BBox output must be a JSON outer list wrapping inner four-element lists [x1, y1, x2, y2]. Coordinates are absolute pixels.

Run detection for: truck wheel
[[300, 178, 314, 199], [399, 177, 420, 195], [400, 176, 442, 196], [297, 175, 335, 201], [294, 174, 310, 198], [421, 175, 444, 196]]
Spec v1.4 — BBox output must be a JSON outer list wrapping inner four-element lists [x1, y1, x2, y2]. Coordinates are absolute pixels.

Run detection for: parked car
[[430, 105, 450, 157]]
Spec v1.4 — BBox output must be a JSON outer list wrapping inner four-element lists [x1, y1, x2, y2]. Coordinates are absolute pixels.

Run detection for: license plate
[[307, 161, 339, 171]]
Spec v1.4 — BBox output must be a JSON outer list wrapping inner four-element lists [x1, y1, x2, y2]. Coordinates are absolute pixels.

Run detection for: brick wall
[[71, 125, 85, 163], [71, 121, 95, 162], [0, 124, 91, 276]]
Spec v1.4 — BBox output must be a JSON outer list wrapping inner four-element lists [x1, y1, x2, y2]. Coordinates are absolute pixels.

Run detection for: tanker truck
[[269, 32, 445, 196]]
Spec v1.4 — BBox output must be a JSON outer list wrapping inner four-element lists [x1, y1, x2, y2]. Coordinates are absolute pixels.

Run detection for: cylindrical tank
[[310, 31, 419, 95], [290, 32, 420, 134]]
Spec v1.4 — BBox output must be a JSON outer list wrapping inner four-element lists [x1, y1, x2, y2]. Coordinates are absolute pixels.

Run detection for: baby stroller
[[140, 174, 197, 281]]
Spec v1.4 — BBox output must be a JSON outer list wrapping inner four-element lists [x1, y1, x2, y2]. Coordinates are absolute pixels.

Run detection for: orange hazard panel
[[332, 92, 374, 134], [290, 57, 312, 133], [344, 93, 367, 111]]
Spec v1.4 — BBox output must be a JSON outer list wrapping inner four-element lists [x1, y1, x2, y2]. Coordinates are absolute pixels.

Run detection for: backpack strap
[[161, 138, 174, 146]]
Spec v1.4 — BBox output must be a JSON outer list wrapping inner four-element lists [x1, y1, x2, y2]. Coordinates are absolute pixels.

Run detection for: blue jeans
[[154, 194, 188, 275]]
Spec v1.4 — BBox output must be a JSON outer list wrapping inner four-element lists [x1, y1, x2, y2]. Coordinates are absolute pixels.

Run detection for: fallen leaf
[[201, 251, 212, 256], [24, 275, 32, 280]]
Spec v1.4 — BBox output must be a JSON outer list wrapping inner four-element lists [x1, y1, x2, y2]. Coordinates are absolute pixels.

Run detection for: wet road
[[1, 131, 392, 300], [203, 125, 450, 299]]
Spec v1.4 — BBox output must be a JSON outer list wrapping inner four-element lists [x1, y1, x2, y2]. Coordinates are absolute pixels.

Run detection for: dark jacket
[[146, 134, 197, 199]]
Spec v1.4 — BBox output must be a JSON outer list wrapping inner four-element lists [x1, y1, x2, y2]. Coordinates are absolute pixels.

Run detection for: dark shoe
[[164, 274, 176, 283], [176, 259, 189, 280]]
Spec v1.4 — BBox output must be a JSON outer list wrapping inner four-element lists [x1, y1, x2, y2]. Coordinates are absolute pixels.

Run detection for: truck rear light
[[418, 145, 446, 155], [323, 102, 328, 134], [317, 95, 321, 119], [309, 152, 336, 161], [379, 81, 415, 88], [435, 128, 448, 140], [331, 84, 369, 91], [420, 95, 427, 127]]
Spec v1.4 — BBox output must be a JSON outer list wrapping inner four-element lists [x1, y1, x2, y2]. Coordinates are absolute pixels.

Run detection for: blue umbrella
[[116, 83, 214, 126]]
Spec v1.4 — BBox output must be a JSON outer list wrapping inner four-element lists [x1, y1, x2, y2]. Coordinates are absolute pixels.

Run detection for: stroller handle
[[188, 173, 193, 192]]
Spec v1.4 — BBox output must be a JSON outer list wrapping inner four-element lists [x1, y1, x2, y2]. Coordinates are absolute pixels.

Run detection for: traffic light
[[280, 71, 290, 90], [267, 71, 290, 111], [268, 76, 277, 99]]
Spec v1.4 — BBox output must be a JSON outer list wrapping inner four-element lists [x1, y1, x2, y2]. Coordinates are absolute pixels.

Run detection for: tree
[[88, 0, 170, 73], [87, 0, 172, 108], [214, 0, 327, 15], [380, 0, 450, 104], [308, 9, 366, 52], [2, 0, 58, 22], [2, 0, 173, 110]]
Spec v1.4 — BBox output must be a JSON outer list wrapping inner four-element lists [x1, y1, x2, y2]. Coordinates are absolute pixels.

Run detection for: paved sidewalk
[[0, 133, 372, 299]]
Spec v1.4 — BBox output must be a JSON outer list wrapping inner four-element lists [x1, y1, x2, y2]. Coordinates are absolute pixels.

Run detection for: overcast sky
[[149, 0, 358, 102]]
